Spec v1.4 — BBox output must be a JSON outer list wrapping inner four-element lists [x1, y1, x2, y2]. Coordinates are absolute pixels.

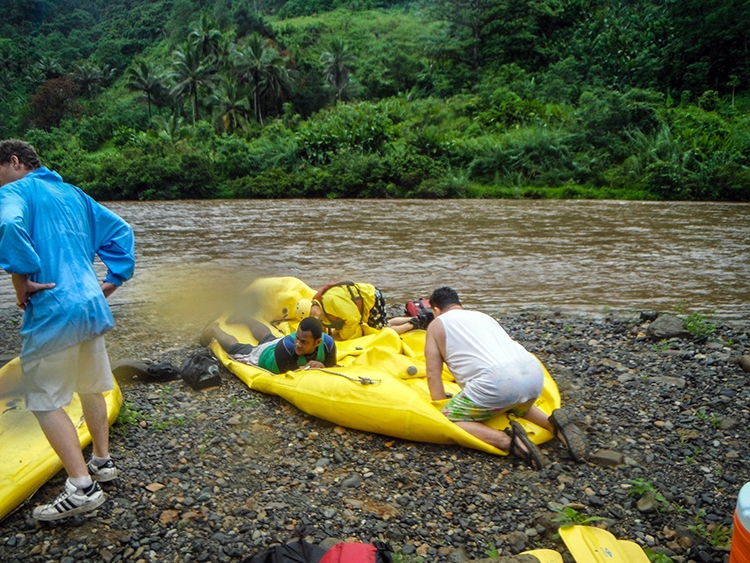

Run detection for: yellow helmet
[[295, 298, 313, 319]]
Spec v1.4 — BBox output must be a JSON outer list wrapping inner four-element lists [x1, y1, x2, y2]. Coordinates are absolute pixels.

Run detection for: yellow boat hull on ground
[[0, 357, 123, 522], [211, 313, 560, 456]]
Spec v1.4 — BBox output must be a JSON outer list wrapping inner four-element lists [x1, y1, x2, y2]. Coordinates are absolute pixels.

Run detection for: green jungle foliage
[[1, 0, 750, 200]]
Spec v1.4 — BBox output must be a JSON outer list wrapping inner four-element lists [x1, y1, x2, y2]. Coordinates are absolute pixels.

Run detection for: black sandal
[[549, 408, 589, 463], [505, 420, 545, 470]]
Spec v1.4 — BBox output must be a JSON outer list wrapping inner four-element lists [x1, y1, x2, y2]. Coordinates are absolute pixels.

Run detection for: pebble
[[0, 306, 747, 562]]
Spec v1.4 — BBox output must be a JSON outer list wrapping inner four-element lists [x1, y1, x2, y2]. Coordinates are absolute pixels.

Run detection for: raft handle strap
[[312, 366, 380, 385]]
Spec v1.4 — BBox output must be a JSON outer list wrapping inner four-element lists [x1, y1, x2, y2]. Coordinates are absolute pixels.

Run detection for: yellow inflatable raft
[[210, 277, 561, 456], [0, 357, 122, 522]]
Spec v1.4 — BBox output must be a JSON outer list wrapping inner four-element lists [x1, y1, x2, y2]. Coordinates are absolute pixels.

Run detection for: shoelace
[[49, 486, 76, 506]]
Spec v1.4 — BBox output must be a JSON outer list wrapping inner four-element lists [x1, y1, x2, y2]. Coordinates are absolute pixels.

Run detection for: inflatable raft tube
[[0, 357, 122, 522], [211, 318, 560, 456]]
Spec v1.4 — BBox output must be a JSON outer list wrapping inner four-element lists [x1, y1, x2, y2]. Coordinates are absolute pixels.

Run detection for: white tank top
[[440, 308, 544, 408]]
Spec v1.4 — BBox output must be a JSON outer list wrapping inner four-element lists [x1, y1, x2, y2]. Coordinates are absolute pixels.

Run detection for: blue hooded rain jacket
[[0, 167, 135, 363]]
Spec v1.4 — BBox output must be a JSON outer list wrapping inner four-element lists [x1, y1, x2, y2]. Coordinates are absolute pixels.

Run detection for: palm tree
[[99, 63, 117, 88], [188, 13, 223, 59], [214, 33, 236, 72], [35, 55, 63, 79], [231, 33, 266, 124], [72, 62, 103, 98], [168, 44, 218, 124], [259, 49, 294, 119], [320, 38, 356, 102], [206, 77, 250, 133], [232, 33, 293, 126], [152, 113, 189, 144], [126, 61, 164, 120], [23, 67, 46, 90]]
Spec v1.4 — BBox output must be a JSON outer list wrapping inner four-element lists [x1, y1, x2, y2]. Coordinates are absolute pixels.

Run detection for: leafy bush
[[324, 152, 392, 197], [76, 115, 118, 152], [644, 161, 692, 200], [73, 142, 219, 201], [575, 88, 662, 158], [698, 90, 720, 111], [226, 167, 302, 198], [296, 102, 395, 164], [412, 172, 470, 198], [463, 127, 574, 186]]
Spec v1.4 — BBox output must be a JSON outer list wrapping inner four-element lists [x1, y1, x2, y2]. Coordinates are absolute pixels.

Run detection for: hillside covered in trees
[[1, 0, 749, 201]]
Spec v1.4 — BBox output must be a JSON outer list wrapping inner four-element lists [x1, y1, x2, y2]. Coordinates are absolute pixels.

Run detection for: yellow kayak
[[0, 357, 122, 522], [210, 277, 561, 455]]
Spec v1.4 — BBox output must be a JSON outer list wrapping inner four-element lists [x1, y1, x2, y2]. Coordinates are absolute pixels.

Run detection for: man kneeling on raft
[[424, 287, 588, 470], [202, 317, 337, 374]]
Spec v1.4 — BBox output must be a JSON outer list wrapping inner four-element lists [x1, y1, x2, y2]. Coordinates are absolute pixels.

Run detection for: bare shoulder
[[426, 317, 445, 342]]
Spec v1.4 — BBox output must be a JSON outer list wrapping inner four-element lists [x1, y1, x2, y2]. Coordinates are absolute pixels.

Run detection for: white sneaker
[[87, 458, 119, 482], [32, 479, 105, 521]]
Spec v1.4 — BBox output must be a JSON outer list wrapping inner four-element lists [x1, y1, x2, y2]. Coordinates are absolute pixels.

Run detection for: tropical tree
[[168, 44, 218, 124], [214, 33, 237, 72], [320, 38, 356, 102], [430, 0, 501, 80], [188, 13, 223, 59], [232, 33, 293, 125], [206, 77, 250, 133], [126, 60, 165, 120], [29, 78, 76, 130], [23, 67, 46, 90], [258, 48, 294, 120], [664, 0, 750, 95], [152, 113, 189, 144], [72, 62, 104, 98], [35, 55, 63, 79]]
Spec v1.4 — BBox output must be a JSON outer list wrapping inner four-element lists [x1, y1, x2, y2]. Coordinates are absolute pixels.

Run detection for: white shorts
[[463, 361, 544, 411], [22, 336, 114, 411]]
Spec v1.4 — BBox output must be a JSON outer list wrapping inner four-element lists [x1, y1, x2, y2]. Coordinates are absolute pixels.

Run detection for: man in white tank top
[[425, 287, 588, 469]]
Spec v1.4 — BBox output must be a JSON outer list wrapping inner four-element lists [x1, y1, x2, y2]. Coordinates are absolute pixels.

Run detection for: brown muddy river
[[1, 199, 749, 322]]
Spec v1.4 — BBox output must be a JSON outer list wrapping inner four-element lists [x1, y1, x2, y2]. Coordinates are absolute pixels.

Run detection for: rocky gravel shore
[[1, 304, 749, 563]]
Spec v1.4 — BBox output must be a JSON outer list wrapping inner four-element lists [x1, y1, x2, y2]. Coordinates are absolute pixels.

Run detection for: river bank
[[1, 304, 748, 563]]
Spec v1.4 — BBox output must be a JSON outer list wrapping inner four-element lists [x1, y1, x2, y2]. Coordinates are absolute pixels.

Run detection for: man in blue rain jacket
[[0, 139, 135, 521]]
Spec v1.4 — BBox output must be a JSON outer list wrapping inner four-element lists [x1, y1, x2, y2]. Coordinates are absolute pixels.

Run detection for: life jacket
[[313, 281, 364, 331]]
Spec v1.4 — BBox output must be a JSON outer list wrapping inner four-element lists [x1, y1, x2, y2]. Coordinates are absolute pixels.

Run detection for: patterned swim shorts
[[441, 389, 534, 422]]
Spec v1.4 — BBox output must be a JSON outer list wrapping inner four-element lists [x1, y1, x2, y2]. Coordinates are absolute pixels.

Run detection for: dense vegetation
[[2, 0, 749, 200]]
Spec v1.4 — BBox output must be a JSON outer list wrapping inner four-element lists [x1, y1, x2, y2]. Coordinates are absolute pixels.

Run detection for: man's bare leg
[[454, 421, 512, 451], [80, 392, 110, 459], [33, 408, 88, 478], [521, 405, 554, 433], [201, 322, 240, 349]]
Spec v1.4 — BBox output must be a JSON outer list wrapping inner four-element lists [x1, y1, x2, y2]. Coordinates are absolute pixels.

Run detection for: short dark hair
[[429, 286, 461, 309], [0, 139, 42, 169], [298, 316, 323, 339]]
